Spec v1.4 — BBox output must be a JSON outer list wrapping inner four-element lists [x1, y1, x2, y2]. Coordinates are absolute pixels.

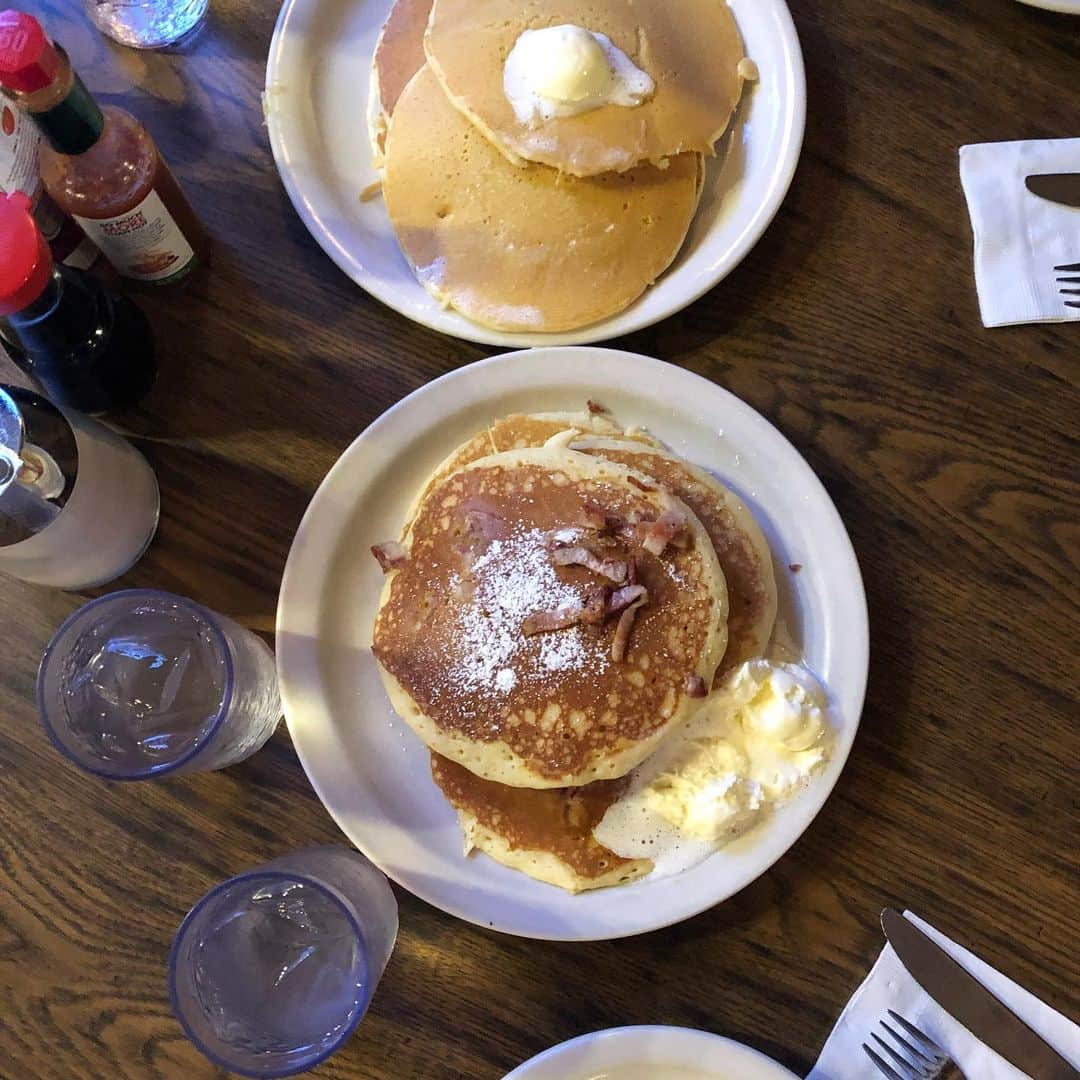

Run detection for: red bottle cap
[[0, 191, 53, 316], [0, 11, 60, 94]]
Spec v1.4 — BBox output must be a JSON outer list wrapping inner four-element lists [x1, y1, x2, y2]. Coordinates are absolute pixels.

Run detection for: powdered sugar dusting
[[445, 528, 604, 694], [540, 629, 587, 672]]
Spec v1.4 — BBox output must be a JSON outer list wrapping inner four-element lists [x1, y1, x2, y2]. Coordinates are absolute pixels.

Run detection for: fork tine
[[863, 1043, 908, 1080], [1060, 289, 1080, 295], [1058, 277, 1080, 284], [873, 1030, 939, 1078], [1067, 301, 1080, 309], [880, 1020, 938, 1068], [887, 1010, 949, 1063], [1055, 262, 1080, 271]]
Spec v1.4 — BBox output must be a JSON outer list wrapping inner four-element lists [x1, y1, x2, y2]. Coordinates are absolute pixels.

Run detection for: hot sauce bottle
[[0, 11, 210, 285]]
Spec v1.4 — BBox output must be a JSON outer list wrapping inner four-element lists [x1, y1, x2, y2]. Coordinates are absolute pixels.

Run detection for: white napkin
[[959, 137, 1080, 326], [808, 911, 1080, 1079]]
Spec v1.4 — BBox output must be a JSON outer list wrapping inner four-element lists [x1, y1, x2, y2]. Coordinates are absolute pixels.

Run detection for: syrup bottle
[[0, 10, 210, 285]]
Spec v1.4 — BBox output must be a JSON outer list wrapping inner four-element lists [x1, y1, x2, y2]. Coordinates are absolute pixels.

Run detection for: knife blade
[[1025, 173, 1080, 208], [881, 909, 1079, 1079]]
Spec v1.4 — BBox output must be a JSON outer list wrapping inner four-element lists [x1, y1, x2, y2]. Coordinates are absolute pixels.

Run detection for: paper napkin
[[959, 138, 1080, 326], [807, 910, 1080, 1079]]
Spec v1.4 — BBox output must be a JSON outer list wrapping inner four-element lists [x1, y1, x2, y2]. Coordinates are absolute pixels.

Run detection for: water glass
[[37, 588, 281, 780], [169, 847, 398, 1077], [85, 0, 209, 49]]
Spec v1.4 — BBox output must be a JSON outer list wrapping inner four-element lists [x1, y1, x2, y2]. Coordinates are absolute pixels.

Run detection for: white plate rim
[[263, 0, 808, 347], [501, 1025, 800, 1079], [1013, 0, 1080, 12], [276, 347, 869, 940]]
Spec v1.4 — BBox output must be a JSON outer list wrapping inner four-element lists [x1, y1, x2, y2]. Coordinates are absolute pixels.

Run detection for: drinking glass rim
[[167, 868, 370, 1079], [35, 588, 236, 780]]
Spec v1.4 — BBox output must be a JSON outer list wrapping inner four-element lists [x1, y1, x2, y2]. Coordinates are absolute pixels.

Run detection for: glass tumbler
[[85, 0, 209, 49], [37, 588, 281, 779], [169, 846, 399, 1077]]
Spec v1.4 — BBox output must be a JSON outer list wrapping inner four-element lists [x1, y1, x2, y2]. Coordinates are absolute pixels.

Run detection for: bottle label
[[0, 101, 42, 197], [74, 188, 196, 283]]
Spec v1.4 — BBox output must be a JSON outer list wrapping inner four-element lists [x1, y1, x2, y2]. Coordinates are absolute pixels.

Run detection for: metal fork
[[862, 1010, 955, 1079], [1055, 263, 1080, 309]]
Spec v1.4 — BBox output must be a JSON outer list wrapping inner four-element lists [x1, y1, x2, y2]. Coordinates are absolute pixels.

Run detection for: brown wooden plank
[[0, 0, 1077, 1077]]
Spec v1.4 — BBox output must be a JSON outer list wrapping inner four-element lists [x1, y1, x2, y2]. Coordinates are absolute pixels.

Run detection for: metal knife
[[1025, 173, 1080, 208], [881, 909, 1079, 1079]]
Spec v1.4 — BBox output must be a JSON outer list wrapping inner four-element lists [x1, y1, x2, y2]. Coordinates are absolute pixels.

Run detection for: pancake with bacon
[[430, 753, 652, 891], [571, 437, 776, 674], [401, 409, 663, 532], [371, 445, 728, 788]]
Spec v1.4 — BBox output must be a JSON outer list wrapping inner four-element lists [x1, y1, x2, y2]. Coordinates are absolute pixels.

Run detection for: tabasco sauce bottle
[[0, 11, 210, 285]]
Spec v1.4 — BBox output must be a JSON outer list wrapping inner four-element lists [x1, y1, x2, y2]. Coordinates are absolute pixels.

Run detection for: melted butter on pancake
[[425, 0, 748, 176]]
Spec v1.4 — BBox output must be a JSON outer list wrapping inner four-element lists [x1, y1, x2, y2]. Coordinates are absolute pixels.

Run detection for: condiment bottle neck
[[27, 48, 105, 156]]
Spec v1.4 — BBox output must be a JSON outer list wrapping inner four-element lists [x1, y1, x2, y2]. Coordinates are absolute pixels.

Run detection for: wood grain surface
[[1, 0, 1077, 1077]]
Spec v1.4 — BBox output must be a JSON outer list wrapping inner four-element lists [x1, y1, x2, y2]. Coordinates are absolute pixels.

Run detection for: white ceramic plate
[[276, 348, 868, 940], [264, 0, 806, 346], [502, 1026, 799, 1079]]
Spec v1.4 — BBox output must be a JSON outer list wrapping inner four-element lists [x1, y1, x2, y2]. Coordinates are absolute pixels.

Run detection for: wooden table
[[2, 0, 1077, 1076]]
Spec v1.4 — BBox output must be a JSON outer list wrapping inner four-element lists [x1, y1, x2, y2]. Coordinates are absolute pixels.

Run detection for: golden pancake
[[425, 0, 748, 176], [402, 410, 663, 532], [571, 438, 777, 674], [383, 65, 702, 333], [430, 753, 651, 891], [372, 446, 728, 787], [368, 0, 432, 157]]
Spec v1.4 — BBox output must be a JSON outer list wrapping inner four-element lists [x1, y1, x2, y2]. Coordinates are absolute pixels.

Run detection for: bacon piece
[[639, 509, 688, 557], [579, 586, 610, 625], [371, 540, 407, 572], [611, 594, 648, 662], [586, 399, 608, 414], [605, 584, 648, 617], [685, 674, 708, 698], [627, 557, 638, 586], [578, 501, 619, 533], [551, 544, 627, 583], [522, 588, 607, 636]]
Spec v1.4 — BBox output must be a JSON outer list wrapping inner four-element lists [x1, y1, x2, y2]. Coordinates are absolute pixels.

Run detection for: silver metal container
[[0, 385, 159, 588]]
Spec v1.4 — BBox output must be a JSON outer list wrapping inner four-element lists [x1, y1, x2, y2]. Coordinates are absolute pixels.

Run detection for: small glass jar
[[84, 0, 209, 50]]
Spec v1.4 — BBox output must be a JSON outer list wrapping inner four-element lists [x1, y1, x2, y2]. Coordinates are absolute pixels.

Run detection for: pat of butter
[[503, 25, 654, 125], [530, 25, 614, 102], [643, 660, 831, 838]]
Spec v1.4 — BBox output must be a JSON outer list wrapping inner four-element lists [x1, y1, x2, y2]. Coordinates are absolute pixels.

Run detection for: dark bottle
[[0, 190, 155, 413]]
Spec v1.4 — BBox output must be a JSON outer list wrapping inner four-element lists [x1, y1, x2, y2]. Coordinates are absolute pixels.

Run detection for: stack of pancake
[[371, 408, 778, 892], [368, 0, 753, 333]]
